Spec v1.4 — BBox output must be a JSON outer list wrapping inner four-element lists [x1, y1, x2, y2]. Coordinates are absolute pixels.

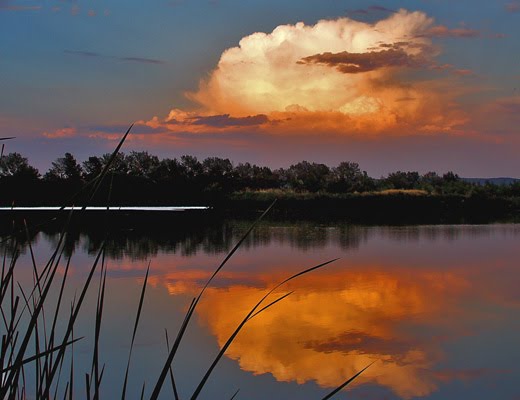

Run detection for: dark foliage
[[1, 151, 520, 207]]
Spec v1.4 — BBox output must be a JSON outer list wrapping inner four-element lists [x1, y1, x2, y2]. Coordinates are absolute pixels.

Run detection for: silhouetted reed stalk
[[0, 125, 370, 399]]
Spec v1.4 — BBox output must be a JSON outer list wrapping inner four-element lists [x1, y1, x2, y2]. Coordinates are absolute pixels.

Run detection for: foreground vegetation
[[1, 130, 369, 399]]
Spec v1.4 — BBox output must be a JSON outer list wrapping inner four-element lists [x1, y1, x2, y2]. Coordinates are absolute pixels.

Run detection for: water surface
[[5, 221, 520, 399]]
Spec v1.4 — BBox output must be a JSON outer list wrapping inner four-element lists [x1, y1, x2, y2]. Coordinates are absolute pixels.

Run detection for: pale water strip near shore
[[0, 206, 210, 212]]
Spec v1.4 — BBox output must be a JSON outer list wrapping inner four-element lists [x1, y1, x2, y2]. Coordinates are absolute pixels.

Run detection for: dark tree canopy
[[329, 161, 373, 193], [44, 152, 83, 181], [125, 151, 160, 178], [283, 161, 331, 192], [2, 149, 518, 207], [0, 153, 39, 179], [385, 171, 421, 190], [82, 156, 103, 180]]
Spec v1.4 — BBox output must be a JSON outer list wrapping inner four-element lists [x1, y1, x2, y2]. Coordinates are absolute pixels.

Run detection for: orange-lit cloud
[[0, 0, 41, 11], [143, 10, 474, 138], [42, 127, 77, 138], [426, 25, 480, 38]]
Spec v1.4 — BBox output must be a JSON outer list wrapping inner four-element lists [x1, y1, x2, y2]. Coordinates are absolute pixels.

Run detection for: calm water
[[4, 221, 520, 399]]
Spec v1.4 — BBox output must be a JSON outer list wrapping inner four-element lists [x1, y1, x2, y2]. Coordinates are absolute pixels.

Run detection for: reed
[[0, 125, 369, 399]]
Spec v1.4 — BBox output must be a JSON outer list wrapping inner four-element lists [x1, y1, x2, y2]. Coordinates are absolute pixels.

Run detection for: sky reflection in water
[[8, 222, 520, 399]]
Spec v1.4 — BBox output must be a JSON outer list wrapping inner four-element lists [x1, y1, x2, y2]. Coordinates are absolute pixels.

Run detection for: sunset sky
[[1, 0, 520, 177]]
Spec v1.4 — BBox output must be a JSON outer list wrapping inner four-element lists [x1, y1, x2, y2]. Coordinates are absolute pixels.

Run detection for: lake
[[3, 219, 520, 399]]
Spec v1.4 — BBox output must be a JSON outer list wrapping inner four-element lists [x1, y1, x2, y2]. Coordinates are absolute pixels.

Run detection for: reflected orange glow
[[147, 265, 473, 398]]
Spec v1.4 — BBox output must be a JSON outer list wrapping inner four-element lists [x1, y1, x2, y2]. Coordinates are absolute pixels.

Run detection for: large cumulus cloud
[[144, 10, 473, 136]]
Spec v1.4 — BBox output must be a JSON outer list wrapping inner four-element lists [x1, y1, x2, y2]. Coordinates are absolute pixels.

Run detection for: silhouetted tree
[[284, 161, 331, 192], [442, 171, 460, 183], [329, 161, 374, 193], [201, 157, 234, 192], [385, 171, 420, 190], [235, 162, 279, 189], [100, 152, 129, 175], [44, 152, 83, 181], [82, 156, 103, 180], [179, 155, 203, 182], [0, 152, 39, 179], [151, 158, 184, 182], [421, 171, 443, 193], [125, 151, 160, 178]]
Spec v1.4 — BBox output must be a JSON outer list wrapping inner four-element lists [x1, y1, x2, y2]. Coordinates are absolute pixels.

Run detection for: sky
[[1, 0, 520, 177]]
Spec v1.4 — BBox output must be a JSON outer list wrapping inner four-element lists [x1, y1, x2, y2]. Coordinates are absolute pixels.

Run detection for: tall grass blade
[[92, 254, 107, 400], [140, 382, 146, 400], [62, 381, 69, 400], [121, 262, 150, 400], [0, 338, 82, 373], [320, 361, 376, 400], [0, 232, 71, 397], [47, 254, 72, 370], [87, 124, 134, 206], [247, 291, 293, 321], [164, 329, 179, 400], [85, 373, 91, 400], [69, 303, 75, 400], [190, 258, 338, 400], [150, 200, 276, 400], [41, 243, 105, 398]]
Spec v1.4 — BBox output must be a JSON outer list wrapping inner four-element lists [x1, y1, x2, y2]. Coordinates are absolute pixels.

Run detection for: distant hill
[[462, 177, 520, 185]]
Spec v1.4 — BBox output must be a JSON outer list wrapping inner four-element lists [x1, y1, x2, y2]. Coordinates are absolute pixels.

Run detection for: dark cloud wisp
[[64, 50, 165, 65], [348, 5, 395, 16], [186, 114, 269, 128], [298, 48, 429, 74], [426, 25, 480, 38]]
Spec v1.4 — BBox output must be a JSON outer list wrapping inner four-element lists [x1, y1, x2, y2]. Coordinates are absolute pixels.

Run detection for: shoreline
[[0, 193, 519, 229]]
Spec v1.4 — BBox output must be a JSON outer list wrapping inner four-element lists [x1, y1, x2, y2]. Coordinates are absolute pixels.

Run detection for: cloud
[[505, 1, 520, 13], [472, 96, 520, 135], [433, 368, 510, 383], [306, 331, 414, 355], [349, 5, 395, 16], [84, 124, 163, 135], [426, 25, 480, 38], [187, 10, 436, 117], [494, 97, 520, 114], [141, 109, 270, 133], [42, 127, 76, 139], [187, 114, 269, 127], [0, 0, 40, 11], [42, 123, 169, 142], [298, 47, 430, 74], [119, 57, 165, 65], [368, 5, 395, 13], [64, 50, 165, 65], [452, 68, 473, 76], [145, 10, 474, 138]]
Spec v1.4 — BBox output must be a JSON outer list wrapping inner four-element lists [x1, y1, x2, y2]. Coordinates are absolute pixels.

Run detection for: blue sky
[[1, 0, 519, 176]]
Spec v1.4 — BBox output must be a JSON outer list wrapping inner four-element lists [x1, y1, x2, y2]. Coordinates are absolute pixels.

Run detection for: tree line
[[1, 151, 520, 203]]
